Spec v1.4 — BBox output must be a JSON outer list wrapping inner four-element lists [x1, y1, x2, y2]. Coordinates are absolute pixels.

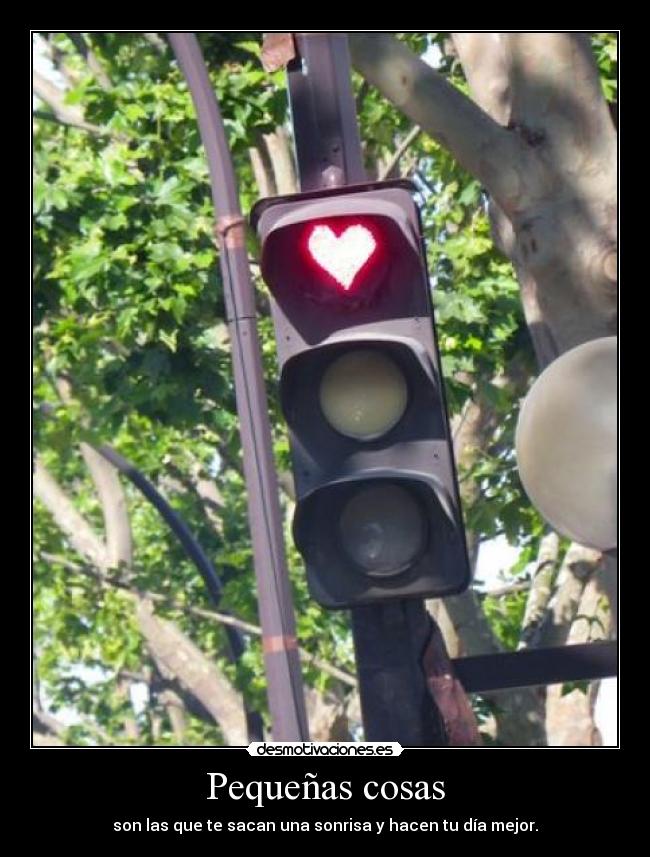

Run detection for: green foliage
[[592, 33, 618, 103], [480, 590, 529, 651]]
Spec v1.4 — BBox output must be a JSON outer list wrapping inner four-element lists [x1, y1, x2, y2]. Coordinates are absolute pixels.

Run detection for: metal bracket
[[452, 641, 618, 693]]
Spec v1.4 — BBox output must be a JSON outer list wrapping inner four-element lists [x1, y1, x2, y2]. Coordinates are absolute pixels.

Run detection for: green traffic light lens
[[319, 350, 408, 441], [338, 483, 426, 577]]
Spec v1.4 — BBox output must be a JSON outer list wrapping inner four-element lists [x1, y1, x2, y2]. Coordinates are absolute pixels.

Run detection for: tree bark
[[249, 144, 276, 198], [351, 32, 617, 361], [453, 32, 617, 362], [136, 600, 248, 745], [80, 443, 133, 570], [534, 543, 603, 649], [545, 568, 612, 746], [263, 126, 298, 194], [518, 532, 560, 648]]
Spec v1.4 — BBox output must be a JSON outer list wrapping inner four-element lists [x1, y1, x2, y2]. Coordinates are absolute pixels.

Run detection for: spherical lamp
[[515, 336, 617, 551]]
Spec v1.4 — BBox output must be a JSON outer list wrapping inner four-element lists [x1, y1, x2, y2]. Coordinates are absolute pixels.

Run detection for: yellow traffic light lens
[[319, 350, 408, 441], [338, 483, 425, 577]]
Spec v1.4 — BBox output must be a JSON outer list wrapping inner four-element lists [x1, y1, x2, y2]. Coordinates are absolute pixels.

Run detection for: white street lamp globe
[[515, 336, 617, 551]]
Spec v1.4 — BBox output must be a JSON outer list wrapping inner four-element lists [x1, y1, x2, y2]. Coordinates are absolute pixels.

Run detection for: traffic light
[[252, 180, 470, 609]]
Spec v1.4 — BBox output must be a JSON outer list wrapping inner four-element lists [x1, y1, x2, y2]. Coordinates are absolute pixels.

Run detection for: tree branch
[[143, 33, 168, 54], [165, 459, 225, 536], [518, 532, 560, 649], [379, 124, 422, 180], [544, 559, 613, 746], [36, 33, 82, 89], [479, 581, 530, 599], [451, 33, 512, 125], [33, 705, 113, 745], [263, 126, 298, 194], [34, 463, 249, 744], [80, 443, 133, 570], [39, 551, 357, 689], [348, 33, 525, 211], [533, 542, 603, 649], [159, 686, 187, 741], [34, 456, 109, 569], [79, 443, 139, 737], [66, 33, 112, 90], [32, 70, 105, 136], [133, 598, 248, 744], [32, 109, 105, 138], [249, 144, 276, 198]]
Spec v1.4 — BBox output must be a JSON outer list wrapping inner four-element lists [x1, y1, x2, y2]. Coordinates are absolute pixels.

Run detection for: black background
[[27, 745, 621, 842]]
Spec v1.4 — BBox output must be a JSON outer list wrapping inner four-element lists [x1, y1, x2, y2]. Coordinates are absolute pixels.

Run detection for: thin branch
[[518, 532, 560, 649], [348, 33, 525, 212], [164, 459, 225, 536], [33, 706, 113, 745], [249, 144, 276, 198], [32, 109, 105, 138], [477, 581, 530, 599], [143, 33, 167, 54], [34, 456, 109, 569], [532, 543, 603, 649], [159, 687, 187, 741], [66, 32, 112, 90], [95, 443, 226, 607], [81, 443, 133, 569], [263, 126, 298, 195], [379, 124, 422, 180], [39, 551, 358, 688], [32, 70, 104, 136], [36, 33, 81, 88]]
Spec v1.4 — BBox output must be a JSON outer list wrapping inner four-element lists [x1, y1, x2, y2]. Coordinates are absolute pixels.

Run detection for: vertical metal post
[[287, 33, 447, 745], [351, 601, 445, 743], [170, 33, 309, 742], [288, 34, 366, 189]]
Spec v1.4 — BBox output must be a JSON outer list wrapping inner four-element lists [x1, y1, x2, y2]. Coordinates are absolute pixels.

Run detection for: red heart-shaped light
[[307, 224, 377, 290]]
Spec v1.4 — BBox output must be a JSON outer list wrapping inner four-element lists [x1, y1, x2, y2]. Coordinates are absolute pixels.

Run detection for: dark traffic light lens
[[319, 350, 408, 441], [338, 483, 426, 577]]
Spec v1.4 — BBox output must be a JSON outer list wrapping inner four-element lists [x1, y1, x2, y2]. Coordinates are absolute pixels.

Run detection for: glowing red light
[[307, 224, 377, 290]]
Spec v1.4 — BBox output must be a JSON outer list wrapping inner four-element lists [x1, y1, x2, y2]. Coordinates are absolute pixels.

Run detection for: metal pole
[[288, 34, 366, 189], [287, 33, 446, 745], [169, 33, 309, 741]]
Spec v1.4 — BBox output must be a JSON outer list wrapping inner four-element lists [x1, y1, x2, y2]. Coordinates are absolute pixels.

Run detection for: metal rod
[[453, 641, 618, 694], [169, 32, 309, 741], [288, 33, 366, 190]]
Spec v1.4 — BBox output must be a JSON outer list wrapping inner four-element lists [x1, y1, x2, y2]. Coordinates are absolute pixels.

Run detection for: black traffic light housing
[[252, 180, 470, 609]]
